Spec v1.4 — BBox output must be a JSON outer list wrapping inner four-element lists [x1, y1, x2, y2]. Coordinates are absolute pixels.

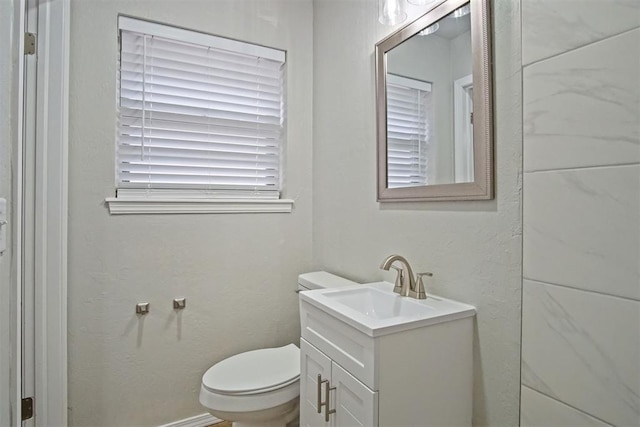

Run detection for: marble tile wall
[[522, 0, 640, 66], [520, 386, 612, 427], [521, 1, 640, 425]]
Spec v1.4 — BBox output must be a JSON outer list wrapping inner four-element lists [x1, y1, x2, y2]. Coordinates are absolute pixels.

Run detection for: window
[[107, 17, 292, 214], [386, 74, 432, 188]]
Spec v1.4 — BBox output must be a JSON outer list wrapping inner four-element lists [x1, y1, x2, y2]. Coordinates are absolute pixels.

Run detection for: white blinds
[[117, 18, 285, 196], [386, 77, 431, 188]]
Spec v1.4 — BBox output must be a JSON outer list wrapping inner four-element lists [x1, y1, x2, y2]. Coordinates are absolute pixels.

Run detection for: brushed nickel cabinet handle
[[324, 380, 336, 422], [316, 374, 324, 414]]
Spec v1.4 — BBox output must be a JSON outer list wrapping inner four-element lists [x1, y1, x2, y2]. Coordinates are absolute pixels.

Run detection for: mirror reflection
[[385, 3, 472, 188]]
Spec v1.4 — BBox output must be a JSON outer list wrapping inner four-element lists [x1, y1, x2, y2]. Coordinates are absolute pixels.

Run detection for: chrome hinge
[[470, 112, 474, 125], [24, 32, 36, 55], [21, 397, 34, 421]]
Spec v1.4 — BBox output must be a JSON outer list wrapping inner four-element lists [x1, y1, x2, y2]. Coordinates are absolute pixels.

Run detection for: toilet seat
[[202, 344, 299, 395], [199, 344, 301, 414]]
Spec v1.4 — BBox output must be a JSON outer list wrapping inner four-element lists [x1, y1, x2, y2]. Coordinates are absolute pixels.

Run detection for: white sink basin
[[299, 281, 475, 337], [322, 286, 434, 320]]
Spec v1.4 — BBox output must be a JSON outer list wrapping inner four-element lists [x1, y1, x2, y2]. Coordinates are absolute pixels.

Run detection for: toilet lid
[[202, 344, 300, 394]]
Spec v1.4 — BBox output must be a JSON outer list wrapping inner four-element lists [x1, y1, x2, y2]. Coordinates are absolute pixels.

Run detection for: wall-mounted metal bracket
[[136, 302, 150, 314], [173, 298, 186, 309]]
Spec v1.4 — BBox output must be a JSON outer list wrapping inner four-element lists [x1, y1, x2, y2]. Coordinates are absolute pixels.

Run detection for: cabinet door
[[331, 362, 378, 427], [300, 338, 332, 427]]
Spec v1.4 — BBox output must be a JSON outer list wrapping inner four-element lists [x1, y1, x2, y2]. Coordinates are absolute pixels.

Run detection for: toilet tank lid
[[298, 271, 359, 290]]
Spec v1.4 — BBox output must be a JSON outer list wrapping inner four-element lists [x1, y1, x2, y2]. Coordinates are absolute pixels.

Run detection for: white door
[[330, 362, 378, 427], [22, 1, 38, 426], [0, 0, 67, 425], [453, 74, 474, 184], [0, 1, 24, 425], [23, 0, 69, 425], [300, 339, 332, 427]]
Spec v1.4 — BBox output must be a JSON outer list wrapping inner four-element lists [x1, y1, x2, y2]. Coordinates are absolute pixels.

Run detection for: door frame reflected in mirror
[[375, 0, 493, 202]]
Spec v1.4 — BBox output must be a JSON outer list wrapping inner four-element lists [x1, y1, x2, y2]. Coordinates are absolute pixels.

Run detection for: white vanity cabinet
[[299, 288, 474, 427], [300, 338, 378, 427]]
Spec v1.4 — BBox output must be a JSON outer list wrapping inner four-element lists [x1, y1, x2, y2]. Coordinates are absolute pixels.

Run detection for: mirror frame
[[376, 0, 493, 202]]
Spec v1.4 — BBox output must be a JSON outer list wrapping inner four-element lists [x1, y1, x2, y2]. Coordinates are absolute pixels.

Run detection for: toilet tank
[[297, 271, 358, 292]]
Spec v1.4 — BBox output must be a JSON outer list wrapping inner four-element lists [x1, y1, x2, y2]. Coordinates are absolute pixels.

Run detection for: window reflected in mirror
[[385, 4, 472, 188]]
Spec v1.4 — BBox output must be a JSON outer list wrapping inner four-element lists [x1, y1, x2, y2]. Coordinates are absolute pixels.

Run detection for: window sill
[[105, 197, 294, 215]]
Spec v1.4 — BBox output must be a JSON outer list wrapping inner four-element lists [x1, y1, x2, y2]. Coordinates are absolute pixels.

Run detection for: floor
[[210, 418, 299, 426]]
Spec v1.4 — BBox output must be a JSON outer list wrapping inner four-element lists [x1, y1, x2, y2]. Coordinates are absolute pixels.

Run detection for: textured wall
[[68, 1, 313, 425], [520, 1, 640, 425], [311, 1, 523, 425]]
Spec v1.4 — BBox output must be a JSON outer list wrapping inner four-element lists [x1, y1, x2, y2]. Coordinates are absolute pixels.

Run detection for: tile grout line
[[522, 25, 640, 69], [524, 162, 640, 175], [523, 277, 640, 303], [521, 384, 614, 426]]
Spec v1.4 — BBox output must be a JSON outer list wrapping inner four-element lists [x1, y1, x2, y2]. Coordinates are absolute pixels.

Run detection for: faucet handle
[[410, 272, 433, 300], [390, 265, 404, 295]]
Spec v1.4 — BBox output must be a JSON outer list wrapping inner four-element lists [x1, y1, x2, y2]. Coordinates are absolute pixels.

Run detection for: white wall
[[312, 1, 522, 425], [67, 1, 313, 425], [520, 1, 640, 425], [451, 30, 471, 81]]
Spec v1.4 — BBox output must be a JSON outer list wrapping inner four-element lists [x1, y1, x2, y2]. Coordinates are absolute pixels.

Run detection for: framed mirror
[[375, 0, 493, 202]]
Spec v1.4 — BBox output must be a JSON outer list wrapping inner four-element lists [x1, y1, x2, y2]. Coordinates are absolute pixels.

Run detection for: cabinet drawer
[[300, 299, 377, 389]]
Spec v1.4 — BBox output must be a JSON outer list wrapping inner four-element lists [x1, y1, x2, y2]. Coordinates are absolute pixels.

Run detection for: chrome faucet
[[380, 255, 432, 299]]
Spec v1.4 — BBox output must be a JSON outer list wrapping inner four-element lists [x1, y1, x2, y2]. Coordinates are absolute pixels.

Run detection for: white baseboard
[[158, 413, 222, 427]]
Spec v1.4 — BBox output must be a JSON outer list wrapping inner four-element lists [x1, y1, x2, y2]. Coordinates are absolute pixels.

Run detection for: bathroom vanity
[[299, 282, 476, 426]]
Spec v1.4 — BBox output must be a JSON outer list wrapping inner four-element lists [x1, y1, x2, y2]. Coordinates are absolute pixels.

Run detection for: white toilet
[[199, 272, 357, 427]]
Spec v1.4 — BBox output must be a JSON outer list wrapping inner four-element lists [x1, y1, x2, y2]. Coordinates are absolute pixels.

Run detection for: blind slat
[[120, 61, 282, 91], [120, 98, 281, 125], [119, 132, 279, 148], [120, 37, 283, 71], [118, 145, 278, 160], [119, 159, 279, 173], [119, 115, 281, 137], [118, 173, 278, 186], [120, 89, 282, 117], [119, 107, 282, 134], [120, 50, 282, 81], [120, 77, 281, 102], [120, 67, 281, 94]]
